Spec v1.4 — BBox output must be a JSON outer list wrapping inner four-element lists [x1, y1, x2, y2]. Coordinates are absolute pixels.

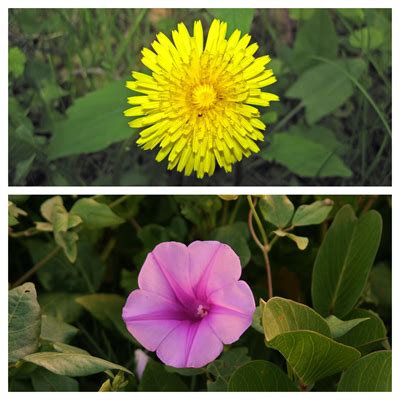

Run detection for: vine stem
[[10, 246, 62, 289], [247, 196, 273, 298]]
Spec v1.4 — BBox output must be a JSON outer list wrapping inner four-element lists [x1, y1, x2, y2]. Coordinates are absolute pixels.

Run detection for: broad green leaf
[[338, 351, 391, 391], [349, 27, 384, 51], [9, 47, 27, 77], [311, 205, 382, 317], [336, 309, 387, 353], [293, 10, 338, 70], [292, 199, 334, 226], [262, 133, 352, 178], [286, 59, 367, 124], [262, 297, 331, 338], [207, 347, 251, 391], [209, 9, 255, 36], [40, 315, 78, 344], [76, 294, 133, 342], [38, 292, 84, 324], [267, 331, 360, 385], [259, 195, 294, 228], [211, 222, 250, 267], [228, 360, 298, 391], [48, 80, 132, 160], [139, 360, 187, 391], [31, 367, 79, 391], [273, 230, 309, 250], [262, 297, 360, 385], [70, 198, 124, 229], [325, 315, 369, 339], [9, 283, 41, 363], [24, 352, 132, 377]]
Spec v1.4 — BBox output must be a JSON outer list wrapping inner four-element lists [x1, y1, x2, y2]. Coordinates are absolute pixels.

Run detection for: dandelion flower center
[[124, 19, 279, 179], [192, 84, 218, 110]]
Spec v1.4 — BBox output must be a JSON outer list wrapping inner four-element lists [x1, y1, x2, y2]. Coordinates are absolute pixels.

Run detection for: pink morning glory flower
[[122, 241, 255, 368]]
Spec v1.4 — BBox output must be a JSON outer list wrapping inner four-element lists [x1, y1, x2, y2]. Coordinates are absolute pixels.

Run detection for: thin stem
[[247, 197, 273, 298], [11, 246, 62, 288], [228, 196, 242, 225], [109, 195, 130, 209], [246, 196, 268, 245], [269, 102, 305, 135]]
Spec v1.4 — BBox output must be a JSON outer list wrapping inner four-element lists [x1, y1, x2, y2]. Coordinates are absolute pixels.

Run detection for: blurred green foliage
[[8, 195, 391, 391], [8, 8, 391, 186]]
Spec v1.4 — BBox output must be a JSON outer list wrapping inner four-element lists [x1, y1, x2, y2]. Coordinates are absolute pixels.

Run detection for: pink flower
[[122, 241, 255, 368]]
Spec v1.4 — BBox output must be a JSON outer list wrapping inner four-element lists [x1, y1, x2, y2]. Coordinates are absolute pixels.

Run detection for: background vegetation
[[9, 195, 392, 391], [8, 8, 392, 186]]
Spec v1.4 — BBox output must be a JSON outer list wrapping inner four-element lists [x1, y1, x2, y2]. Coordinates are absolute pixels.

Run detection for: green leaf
[[48, 80, 132, 160], [40, 315, 78, 344], [228, 360, 298, 391], [54, 231, 79, 263], [338, 351, 391, 391], [23, 352, 132, 377], [286, 59, 367, 124], [336, 309, 387, 353], [251, 305, 263, 334], [262, 297, 360, 385], [349, 27, 384, 51], [207, 347, 251, 391], [70, 198, 124, 229], [52, 342, 89, 355], [31, 367, 79, 391], [8, 201, 27, 226], [262, 297, 331, 338], [311, 205, 383, 317], [263, 133, 352, 178], [337, 9, 364, 23], [38, 292, 84, 324], [139, 360, 187, 391], [209, 9, 255, 36], [9, 283, 41, 363], [293, 10, 338, 70], [9, 47, 27, 78], [259, 195, 294, 228], [75, 294, 133, 342], [273, 230, 309, 250], [289, 9, 315, 21], [40, 196, 65, 222], [292, 199, 334, 226], [325, 315, 369, 339], [211, 222, 251, 267]]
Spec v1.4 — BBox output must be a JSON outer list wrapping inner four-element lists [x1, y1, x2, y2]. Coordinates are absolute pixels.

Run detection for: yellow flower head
[[125, 19, 279, 178]]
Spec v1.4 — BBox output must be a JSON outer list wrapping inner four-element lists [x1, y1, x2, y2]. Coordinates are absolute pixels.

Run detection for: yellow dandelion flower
[[125, 19, 279, 179]]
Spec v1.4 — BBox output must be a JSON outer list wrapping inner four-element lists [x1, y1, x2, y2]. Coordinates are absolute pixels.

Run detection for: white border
[[2, 1, 398, 399]]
